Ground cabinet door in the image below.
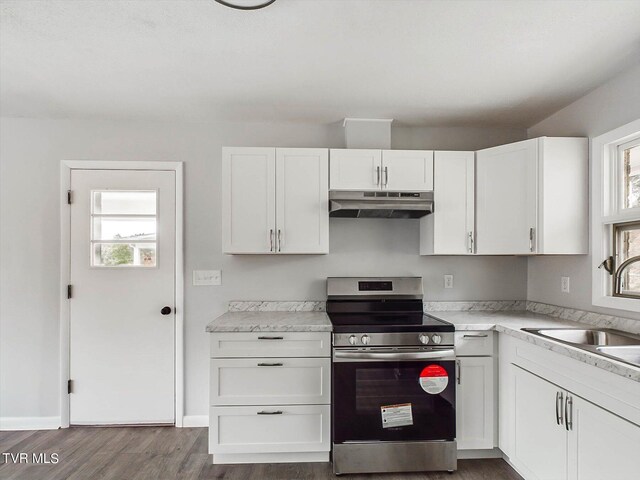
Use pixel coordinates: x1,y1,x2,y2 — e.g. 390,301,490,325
568,395,640,480
476,139,537,254
512,367,568,480
222,147,276,254
456,357,494,450
329,149,382,191
276,148,329,254
382,150,434,191
429,151,474,254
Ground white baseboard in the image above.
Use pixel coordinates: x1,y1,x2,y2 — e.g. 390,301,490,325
182,415,208,427
212,452,329,464
0,416,61,431
457,447,504,459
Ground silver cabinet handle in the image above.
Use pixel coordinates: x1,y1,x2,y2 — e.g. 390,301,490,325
556,391,564,425
456,359,461,385
468,231,474,253
463,334,488,338
257,362,283,367
257,410,283,415
384,166,389,186
269,229,274,252
277,229,282,252
334,349,455,362
376,166,381,186
529,227,535,252
565,395,573,431
257,336,284,340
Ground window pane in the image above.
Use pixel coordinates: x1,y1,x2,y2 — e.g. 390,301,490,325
92,217,156,241
93,191,156,215
623,144,640,209
621,261,640,295
615,222,640,296
93,243,156,267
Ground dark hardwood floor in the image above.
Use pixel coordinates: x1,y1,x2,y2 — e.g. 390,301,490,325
0,426,523,480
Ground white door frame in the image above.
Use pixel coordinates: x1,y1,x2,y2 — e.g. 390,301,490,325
59,161,184,428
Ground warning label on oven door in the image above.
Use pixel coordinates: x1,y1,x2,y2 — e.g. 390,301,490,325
419,364,449,394
381,403,413,428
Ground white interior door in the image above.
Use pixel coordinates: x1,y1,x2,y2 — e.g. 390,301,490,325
69,169,176,425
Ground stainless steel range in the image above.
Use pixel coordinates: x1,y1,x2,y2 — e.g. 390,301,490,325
327,277,457,475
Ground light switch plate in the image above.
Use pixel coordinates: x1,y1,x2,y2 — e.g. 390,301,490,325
193,270,221,286
444,274,454,289
561,276,570,293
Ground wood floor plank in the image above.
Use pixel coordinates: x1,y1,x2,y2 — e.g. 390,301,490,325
0,427,523,480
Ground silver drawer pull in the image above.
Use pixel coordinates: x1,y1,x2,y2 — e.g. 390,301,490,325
463,334,488,338
257,410,283,415
257,362,283,367
257,336,284,340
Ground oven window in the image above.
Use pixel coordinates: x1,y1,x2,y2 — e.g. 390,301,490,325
333,360,456,443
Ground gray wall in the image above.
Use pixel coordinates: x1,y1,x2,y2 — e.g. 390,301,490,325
527,63,640,320
0,117,526,420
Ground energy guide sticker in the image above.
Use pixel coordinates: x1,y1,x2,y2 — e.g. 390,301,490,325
419,364,449,394
381,403,413,428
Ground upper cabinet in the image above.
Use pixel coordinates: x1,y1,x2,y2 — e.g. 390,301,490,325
222,147,329,254
329,149,433,191
421,151,475,255
475,137,588,255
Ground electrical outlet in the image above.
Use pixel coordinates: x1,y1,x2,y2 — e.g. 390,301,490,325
193,270,222,286
444,274,454,289
561,276,570,293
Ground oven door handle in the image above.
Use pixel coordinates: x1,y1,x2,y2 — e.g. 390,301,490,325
333,349,455,362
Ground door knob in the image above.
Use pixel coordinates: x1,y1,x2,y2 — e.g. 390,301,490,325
161,306,172,315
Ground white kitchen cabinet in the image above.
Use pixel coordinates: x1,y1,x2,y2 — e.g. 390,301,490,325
510,365,640,480
209,331,331,464
329,149,382,191
456,356,494,450
329,149,433,192
512,366,568,480
568,394,639,480
210,357,331,406
421,151,474,255
276,148,329,254
222,147,329,254
382,150,433,191
222,147,276,254
476,137,587,255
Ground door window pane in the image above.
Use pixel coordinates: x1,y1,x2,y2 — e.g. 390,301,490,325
93,191,156,215
92,217,156,241
91,190,158,267
622,142,640,209
93,243,157,267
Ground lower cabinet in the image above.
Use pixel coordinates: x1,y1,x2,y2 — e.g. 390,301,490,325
455,331,496,451
511,366,640,480
209,331,331,464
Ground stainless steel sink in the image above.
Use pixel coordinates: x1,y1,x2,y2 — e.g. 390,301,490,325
522,328,640,368
596,346,640,366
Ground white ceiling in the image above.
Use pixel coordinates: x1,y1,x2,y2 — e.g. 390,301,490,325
1,0,640,127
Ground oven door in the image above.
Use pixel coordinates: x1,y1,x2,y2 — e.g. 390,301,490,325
332,347,456,444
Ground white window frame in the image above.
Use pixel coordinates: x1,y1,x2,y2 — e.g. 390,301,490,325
592,119,640,312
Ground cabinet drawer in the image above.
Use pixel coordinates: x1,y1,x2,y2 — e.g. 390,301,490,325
210,332,331,358
209,405,331,454
455,331,494,356
211,357,331,406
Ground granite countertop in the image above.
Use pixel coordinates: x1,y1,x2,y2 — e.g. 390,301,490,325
206,311,332,333
429,310,640,382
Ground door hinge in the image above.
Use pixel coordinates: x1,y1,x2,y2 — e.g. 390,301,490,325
67,190,72,204
67,285,73,299
67,379,73,394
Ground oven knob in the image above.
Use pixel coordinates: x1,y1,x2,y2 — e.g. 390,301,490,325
419,334,429,344
361,335,371,345
348,335,358,345
431,334,442,345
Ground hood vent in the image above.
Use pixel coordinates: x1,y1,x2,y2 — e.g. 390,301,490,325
329,191,434,219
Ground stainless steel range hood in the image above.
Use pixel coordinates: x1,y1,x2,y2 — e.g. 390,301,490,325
329,191,434,219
